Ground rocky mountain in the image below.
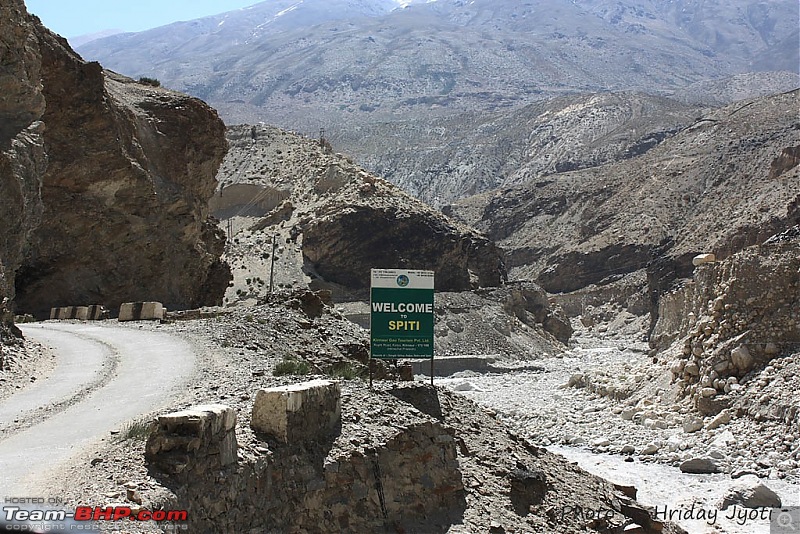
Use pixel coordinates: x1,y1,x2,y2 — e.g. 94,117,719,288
77,0,799,130
73,0,799,205
450,89,800,322
67,29,124,48
349,92,703,204
0,0,231,319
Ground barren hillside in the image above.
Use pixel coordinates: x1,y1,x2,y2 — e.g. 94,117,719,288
451,89,800,312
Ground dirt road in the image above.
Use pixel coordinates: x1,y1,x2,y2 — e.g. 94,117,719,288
0,323,196,495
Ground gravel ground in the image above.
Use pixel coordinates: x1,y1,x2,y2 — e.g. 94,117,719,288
0,333,55,403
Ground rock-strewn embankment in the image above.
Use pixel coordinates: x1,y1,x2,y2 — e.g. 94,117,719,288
656,235,799,416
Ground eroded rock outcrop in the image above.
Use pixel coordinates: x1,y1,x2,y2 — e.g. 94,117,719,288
0,0,231,318
303,205,502,291
217,125,504,298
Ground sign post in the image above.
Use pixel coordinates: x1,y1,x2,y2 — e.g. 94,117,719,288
370,269,435,386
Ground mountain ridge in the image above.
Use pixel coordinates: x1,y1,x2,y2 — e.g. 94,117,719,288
78,0,799,127
75,0,799,205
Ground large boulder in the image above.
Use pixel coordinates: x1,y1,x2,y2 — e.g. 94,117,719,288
719,475,781,510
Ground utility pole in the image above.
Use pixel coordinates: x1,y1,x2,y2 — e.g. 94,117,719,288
269,234,277,295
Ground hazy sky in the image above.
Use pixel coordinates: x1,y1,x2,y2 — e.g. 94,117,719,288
25,0,260,38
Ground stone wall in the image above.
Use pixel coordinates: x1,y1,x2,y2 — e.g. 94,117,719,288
146,381,465,533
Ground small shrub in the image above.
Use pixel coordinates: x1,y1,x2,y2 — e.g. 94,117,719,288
117,419,154,442
138,76,161,87
245,314,254,322
326,363,362,380
273,357,311,376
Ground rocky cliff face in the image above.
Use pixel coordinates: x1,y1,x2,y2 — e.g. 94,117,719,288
0,0,231,318
0,0,45,308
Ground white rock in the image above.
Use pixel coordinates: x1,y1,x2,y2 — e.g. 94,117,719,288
640,443,659,455
644,418,668,430
591,437,611,448
692,253,716,266
712,430,736,448
454,381,478,391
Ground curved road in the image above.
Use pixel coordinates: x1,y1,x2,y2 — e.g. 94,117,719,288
0,322,196,495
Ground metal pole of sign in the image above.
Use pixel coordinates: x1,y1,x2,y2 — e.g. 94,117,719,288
368,298,373,389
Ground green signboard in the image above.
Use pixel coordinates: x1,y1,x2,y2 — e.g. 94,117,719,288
370,269,434,359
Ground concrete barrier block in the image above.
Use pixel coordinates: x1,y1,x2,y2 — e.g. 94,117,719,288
56,307,70,320
50,308,58,320
87,305,106,320
73,306,89,320
119,302,164,321
251,379,341,443
142,302,164,320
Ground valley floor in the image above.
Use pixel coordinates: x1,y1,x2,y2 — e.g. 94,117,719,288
437,324,800,534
